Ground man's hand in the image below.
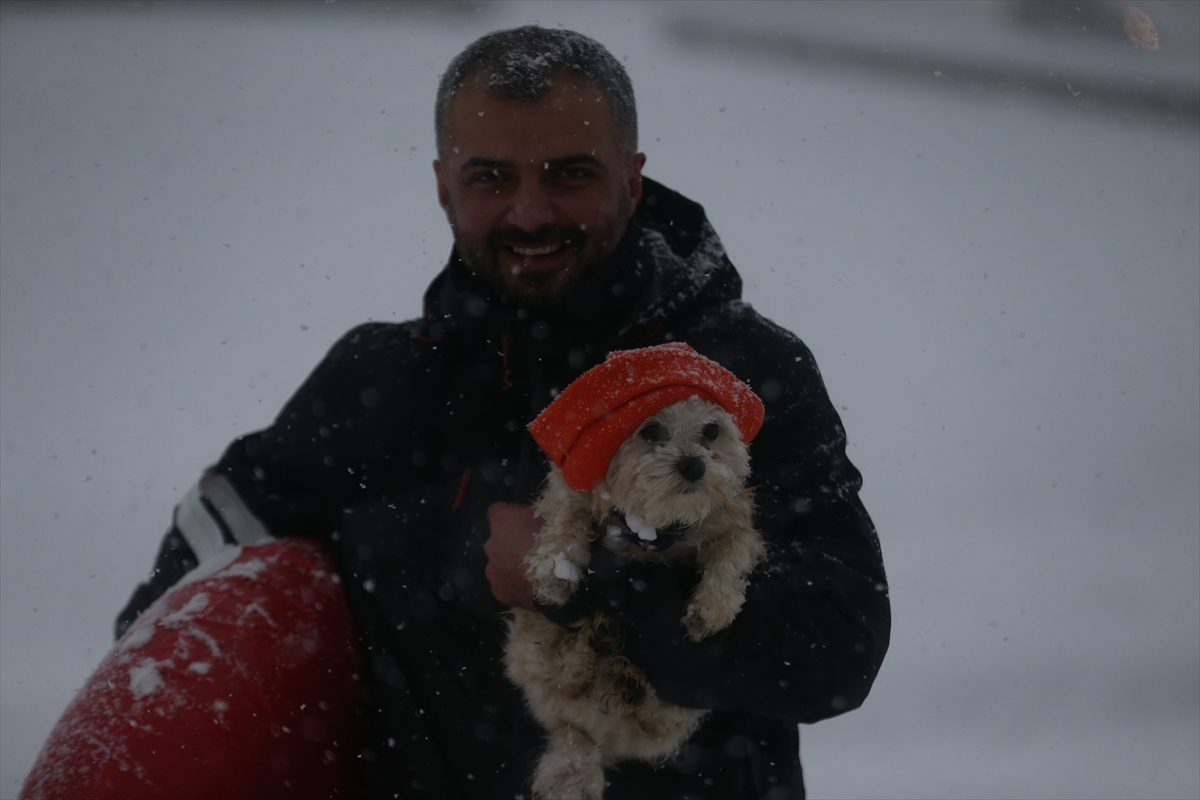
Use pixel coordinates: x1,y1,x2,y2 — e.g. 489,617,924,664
484,502,540,610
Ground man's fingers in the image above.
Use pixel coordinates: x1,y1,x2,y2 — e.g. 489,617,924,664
486,503,541,555
487,502,540,533
484,502,539,610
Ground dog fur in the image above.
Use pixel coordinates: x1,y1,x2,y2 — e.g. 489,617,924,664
505,397,766,800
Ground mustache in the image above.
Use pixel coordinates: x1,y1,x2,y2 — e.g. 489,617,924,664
489,224,585,250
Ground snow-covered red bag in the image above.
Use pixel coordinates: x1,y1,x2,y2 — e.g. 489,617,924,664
21,538,362,800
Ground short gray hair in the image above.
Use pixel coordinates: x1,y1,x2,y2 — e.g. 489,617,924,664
435,26,637,161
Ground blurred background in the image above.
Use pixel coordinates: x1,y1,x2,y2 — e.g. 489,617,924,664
1,1,1197,797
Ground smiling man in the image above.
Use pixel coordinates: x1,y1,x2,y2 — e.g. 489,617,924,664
435,75,645,304
116,26,889,799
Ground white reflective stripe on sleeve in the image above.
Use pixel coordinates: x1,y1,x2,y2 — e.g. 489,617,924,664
199,472,273,546
175,482,227,563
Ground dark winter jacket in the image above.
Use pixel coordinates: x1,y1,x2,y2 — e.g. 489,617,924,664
118,178,890,800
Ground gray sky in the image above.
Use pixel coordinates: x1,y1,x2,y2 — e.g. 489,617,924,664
2,2,1197,797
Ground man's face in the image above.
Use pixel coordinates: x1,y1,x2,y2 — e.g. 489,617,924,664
434,79,645,305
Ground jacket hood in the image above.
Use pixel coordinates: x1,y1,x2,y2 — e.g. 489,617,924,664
419,177,742,342
629,178,743,335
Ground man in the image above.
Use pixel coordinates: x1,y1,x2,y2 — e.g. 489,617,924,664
118,26,889,799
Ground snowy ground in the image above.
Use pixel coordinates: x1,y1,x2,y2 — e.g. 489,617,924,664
2,2,1197,798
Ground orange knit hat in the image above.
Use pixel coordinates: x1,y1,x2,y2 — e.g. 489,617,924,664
529,343,765,492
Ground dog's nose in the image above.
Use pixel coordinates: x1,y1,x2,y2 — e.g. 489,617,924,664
675,456,706,483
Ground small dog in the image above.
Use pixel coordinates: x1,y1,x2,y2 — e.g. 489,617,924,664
505,396,766,800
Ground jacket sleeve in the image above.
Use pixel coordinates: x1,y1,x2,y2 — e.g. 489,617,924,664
115,321,443,637
541,312,890,724
115,527,198,639
212,321,446,540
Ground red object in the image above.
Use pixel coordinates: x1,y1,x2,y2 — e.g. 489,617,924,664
21,539,362,800
529,342,765,491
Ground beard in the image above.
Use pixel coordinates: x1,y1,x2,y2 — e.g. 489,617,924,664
447,195,631,307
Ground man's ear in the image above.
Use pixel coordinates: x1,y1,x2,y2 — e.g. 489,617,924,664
433,159,450,213
627,152,647,213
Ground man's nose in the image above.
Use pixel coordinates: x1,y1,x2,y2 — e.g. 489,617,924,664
505,178,556,232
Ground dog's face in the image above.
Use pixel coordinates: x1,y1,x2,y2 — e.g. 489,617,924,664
595,397,751,529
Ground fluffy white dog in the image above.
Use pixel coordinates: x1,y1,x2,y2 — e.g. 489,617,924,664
505,396,766,800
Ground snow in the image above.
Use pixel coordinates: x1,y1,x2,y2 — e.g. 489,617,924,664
127,659,166,700
116,610,162,654
1,2,1197,798
217,560,269,582
176,550,268,591
621,511,659,541
160,593,210,629
175,547,243,588
239,602,277,628
552,553,581,584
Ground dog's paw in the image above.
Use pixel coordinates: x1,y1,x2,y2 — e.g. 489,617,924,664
532,576,575,607
682,606,716,641
682,597,738,641
533,725,604,800
528,550,586,606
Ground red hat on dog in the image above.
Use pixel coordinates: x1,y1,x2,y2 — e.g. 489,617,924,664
529,342,765,492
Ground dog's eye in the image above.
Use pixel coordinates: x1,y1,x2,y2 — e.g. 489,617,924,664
702,422,720,441
639,422,667,443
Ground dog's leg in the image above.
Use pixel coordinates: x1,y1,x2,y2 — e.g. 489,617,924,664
684,501,766,640
527,468,596,606
532,724,605,800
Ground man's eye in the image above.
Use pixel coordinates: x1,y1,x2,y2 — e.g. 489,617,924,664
558,167,594,180
471,170,502,183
